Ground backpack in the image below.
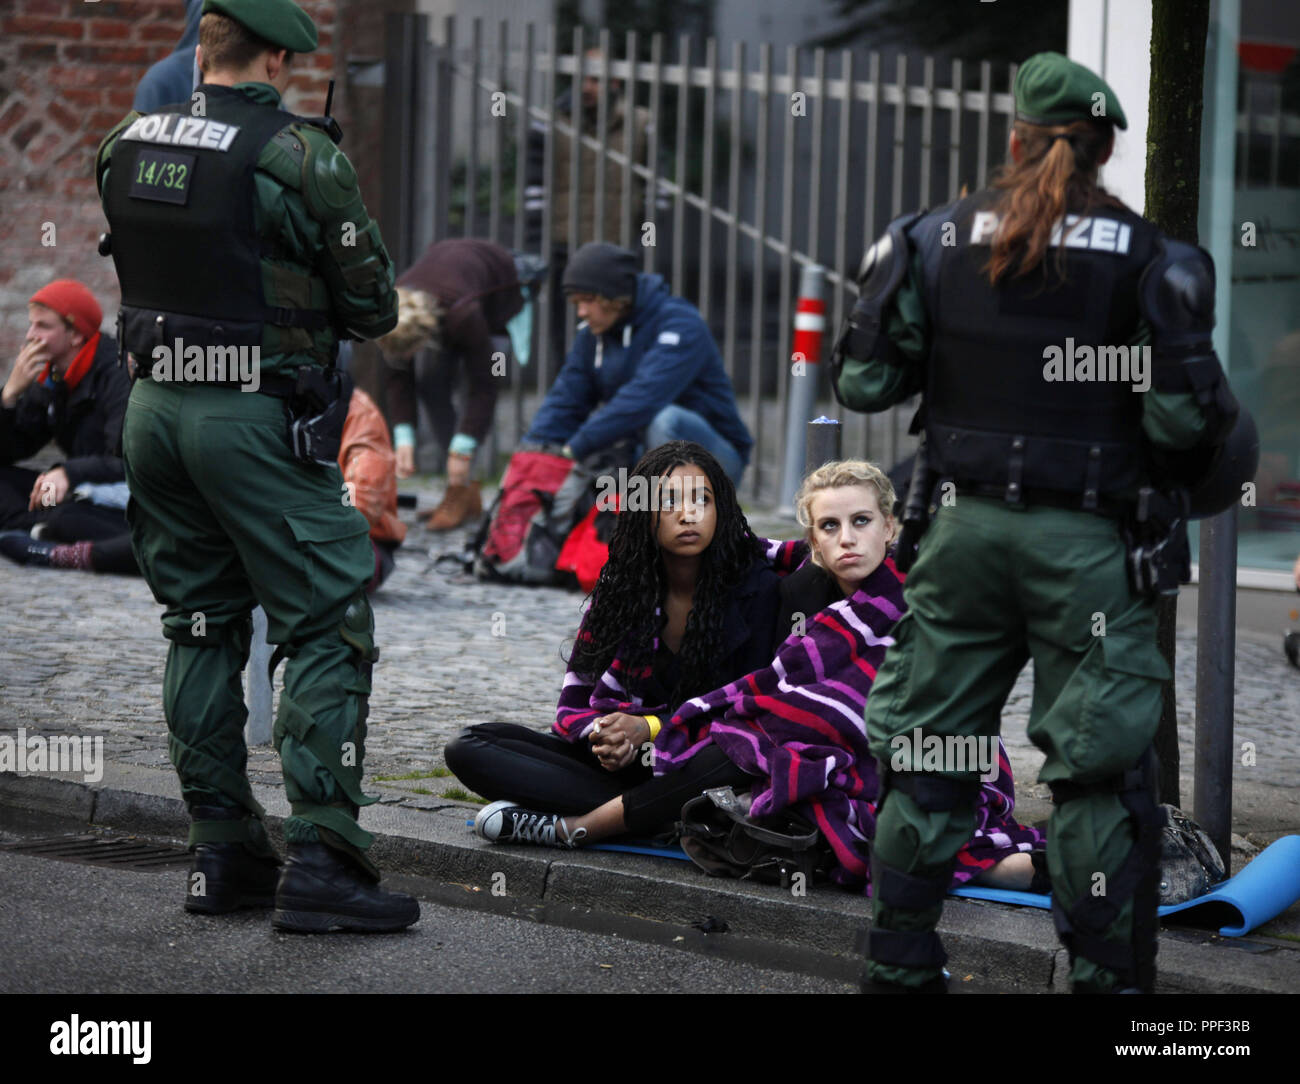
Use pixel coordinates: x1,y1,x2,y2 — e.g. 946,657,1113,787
472,448,576,585
677,786,836,890
554,496,619,593
470,439,635,586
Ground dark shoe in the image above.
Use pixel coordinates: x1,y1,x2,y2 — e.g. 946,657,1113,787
858,970,950,994
0,531,54,567
474,800,587,848
185,843,282,914
272,842,420,933
1285,630,1299,670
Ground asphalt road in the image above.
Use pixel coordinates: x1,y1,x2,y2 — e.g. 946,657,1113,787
0,845,856,995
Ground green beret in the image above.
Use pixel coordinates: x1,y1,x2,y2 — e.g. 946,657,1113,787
202,0,318,54
1014,51,1127,131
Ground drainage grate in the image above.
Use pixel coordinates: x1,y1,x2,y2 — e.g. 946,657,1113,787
0,834,191,872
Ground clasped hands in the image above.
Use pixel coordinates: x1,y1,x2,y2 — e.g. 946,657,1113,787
28,466,69,510
588,711,651,772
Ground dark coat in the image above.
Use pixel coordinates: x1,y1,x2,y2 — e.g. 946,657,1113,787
524,272,753,464
133,0,203,113
553,553,781,741
387,239,524,441
0,334,130,486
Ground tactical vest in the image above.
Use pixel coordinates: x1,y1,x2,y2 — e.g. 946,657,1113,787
103,85,330,369
911,190,1160,509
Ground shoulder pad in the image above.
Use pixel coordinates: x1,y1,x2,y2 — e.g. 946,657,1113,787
96,111,140,191
1139,237,1216,338
299,127,360,217
857,209,924,299
831,209,924,385
260,126,309,188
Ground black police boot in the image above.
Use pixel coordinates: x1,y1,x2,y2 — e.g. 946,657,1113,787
184,807,281,915
858,971,950,994
0,531,54,567
272,842,420,933
853,927,949,993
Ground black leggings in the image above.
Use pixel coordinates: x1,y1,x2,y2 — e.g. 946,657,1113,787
444,722,754,837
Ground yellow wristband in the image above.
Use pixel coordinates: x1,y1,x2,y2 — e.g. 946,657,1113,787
643,715,661,740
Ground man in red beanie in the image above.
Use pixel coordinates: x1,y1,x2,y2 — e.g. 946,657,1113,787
0,278,129,536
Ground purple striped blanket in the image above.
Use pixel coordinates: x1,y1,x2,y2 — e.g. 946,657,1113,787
655,544,1044,890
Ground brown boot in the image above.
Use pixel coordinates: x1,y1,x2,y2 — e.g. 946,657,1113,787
422,482,483,531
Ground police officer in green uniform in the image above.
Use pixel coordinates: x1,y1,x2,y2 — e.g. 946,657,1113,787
96,0,416,931
831,53,1239,992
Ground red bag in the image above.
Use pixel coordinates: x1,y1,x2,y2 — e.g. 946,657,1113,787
477,450,574,582
556,504,606,592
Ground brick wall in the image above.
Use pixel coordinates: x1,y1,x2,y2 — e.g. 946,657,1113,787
0,0,347,366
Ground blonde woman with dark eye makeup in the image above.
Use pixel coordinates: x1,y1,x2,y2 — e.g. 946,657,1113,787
657,460,1046,894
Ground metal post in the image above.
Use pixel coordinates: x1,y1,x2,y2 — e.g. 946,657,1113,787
805,417,842,476
244,606,273,746
779,263,826,512
1194,507,1238,874
381,12,418,271
594,28,610,242
748,43,771,501
432,18,454,244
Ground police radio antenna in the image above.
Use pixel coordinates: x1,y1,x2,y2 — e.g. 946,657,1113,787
325,79,335,119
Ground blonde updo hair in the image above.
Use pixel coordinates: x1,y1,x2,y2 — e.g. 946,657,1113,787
794,459,897,570
377,287,443,367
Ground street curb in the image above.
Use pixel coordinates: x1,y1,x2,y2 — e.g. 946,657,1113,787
2,771,1297,994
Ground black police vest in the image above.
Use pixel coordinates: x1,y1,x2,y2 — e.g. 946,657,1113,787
912,190,1160,507
103,85,327,363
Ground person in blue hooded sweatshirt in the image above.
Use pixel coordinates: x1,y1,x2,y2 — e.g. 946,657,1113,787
523,243,752,484
133,0,203,113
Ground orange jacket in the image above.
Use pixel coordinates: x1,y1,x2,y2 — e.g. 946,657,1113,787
341,387,407,546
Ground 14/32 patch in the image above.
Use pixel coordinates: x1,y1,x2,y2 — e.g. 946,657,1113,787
129,149,196,206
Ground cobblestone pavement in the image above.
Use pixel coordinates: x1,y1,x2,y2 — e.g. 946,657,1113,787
2,475,1298,822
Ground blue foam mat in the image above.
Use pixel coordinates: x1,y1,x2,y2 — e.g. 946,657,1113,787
588,840,694,860
473,821,1300,937
951,835,1300,937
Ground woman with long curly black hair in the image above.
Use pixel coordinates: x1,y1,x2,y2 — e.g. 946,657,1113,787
444,441,782,847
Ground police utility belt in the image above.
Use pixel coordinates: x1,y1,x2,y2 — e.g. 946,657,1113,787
950,480,1190,599
891,430,1189,599
133,356,351,470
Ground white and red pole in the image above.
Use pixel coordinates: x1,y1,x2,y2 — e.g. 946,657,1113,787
780,264,827,511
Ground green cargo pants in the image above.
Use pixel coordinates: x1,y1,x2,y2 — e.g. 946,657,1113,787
122,378,380,863
864,496,1168,992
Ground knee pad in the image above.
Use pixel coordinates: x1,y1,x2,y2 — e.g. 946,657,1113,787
1049,747,1165,992
877,760,983,814
339,590,378,669
164,611,253,651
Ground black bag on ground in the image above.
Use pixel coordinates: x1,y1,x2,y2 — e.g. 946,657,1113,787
1158,804,1227,905
678,786,836,889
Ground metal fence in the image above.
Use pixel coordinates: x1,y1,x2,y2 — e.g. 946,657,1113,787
381,13,1020,501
